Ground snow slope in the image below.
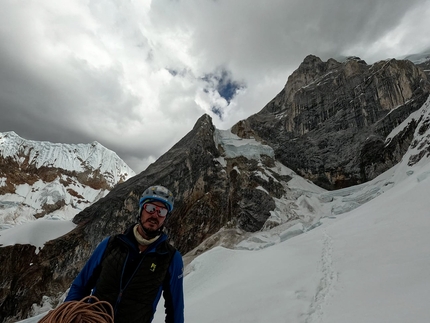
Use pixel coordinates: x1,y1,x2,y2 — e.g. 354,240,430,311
175,163,430,323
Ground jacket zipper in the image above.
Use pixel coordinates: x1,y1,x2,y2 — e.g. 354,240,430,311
114,250,147,315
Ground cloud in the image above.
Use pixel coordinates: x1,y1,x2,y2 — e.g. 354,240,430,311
1,0,429,173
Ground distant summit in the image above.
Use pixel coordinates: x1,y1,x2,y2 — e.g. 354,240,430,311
0,131,135,227
403,48,430,65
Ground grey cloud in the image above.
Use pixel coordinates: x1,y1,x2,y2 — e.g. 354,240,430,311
151,0,429,71
0,46,140,144
1,0,429,174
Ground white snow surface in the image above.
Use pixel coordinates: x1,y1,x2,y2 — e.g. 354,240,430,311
213,129,275,159
10,96,430,322
174,168,430,323
0,219,76,254
0,175,108,229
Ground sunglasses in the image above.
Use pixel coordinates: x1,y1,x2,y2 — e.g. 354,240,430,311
143,203,169,217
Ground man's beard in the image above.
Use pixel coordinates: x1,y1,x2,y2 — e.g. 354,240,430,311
140,219,163,238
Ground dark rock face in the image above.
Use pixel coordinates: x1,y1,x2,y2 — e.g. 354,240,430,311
0,230,90,323
234,55,430,189
71,115,283,254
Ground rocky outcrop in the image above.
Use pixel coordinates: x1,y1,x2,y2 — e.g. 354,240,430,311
72,115,283,254
234,55,430,189
0,231,88,323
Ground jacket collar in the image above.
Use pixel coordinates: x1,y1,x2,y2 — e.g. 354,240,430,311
118,223,168,253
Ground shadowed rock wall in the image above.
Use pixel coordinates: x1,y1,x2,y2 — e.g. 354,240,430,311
234,55,430,189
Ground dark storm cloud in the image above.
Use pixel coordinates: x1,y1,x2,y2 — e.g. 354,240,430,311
151,0,430,69
1,0,429,172
0,46,139,144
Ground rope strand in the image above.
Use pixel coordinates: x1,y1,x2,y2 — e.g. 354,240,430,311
38,296,114,323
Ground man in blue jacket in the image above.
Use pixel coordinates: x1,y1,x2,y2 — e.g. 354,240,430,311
65,185,184,323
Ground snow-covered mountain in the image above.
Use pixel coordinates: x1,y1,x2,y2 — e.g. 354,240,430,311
403,48,430,65
0,131,135,229
12,90,430,323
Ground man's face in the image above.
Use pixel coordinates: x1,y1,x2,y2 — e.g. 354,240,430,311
139,200,168,234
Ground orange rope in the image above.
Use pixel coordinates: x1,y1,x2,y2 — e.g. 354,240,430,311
37,296,114,323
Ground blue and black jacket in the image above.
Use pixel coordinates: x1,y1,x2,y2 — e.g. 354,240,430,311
65,225,184,323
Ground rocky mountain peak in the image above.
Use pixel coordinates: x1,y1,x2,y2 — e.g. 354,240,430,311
284,55,329,104
236,55,430,189
299,54,324,69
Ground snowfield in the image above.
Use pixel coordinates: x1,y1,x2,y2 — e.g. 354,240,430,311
156,159,430,323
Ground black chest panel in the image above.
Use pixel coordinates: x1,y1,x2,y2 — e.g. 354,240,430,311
93,236,175,323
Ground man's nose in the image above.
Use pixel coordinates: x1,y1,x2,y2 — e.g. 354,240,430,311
148,212,159,219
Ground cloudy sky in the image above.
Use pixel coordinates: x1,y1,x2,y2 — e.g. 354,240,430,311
1,0,430,173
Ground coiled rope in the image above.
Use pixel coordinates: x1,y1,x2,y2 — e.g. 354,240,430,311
38,296,114,323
